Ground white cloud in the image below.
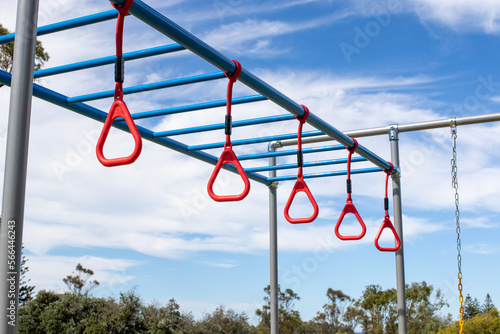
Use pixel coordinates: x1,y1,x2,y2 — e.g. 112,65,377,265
464,243,499,255
410,0,500,33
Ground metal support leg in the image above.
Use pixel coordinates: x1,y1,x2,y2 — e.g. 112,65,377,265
268,142,280,334
0,0,39,332
389,126,408,334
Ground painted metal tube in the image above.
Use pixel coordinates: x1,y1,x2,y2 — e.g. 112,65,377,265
237,144,345,161
154,114,294,137
0,69,269,186
0,10,118,45
279,112,500,147
133,95,267,120
34,43,185,78
122,0,393,173
67,71,226,103
266,167,382,183
245,156,367,173
187,130,323,151
268,142,279,334
389,128,408,334
0,0,39,332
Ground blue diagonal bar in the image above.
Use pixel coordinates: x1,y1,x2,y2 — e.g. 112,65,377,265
123,0,393,173
237,144,346,161
0,10,118,45
154,114,294,137
34,43,185,78
245,156,367,173
267,167,382,182
67,71,226,104
187,130,324,151
132,95,267,120
0,69,269,185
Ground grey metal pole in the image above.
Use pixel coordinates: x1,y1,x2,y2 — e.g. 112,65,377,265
389,126,408,334
268,141,280,334
278,112,500,147
0,0,39,332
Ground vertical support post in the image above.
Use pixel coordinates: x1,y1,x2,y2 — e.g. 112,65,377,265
0,0,39,332
268,141,280,334
389,126,408,334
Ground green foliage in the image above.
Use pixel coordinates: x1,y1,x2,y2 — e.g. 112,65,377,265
196,305,255,334
314,288,356,334
0,22,50,88
19,245,35,306
256,285,302,334
405,281,449,333
483,293,495,313
463,294,481,320
63,263,100,296
355,284,398,334
438,308,500,334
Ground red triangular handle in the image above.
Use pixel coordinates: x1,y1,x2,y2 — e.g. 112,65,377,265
207,147,250,202
374,216,401,252
284,178,319,224
335,201,366,240
96,99,142,167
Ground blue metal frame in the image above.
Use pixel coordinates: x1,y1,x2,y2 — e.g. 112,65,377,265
244,156,367,173
0,69,269,185
124,0,394,173
0,2,395,187
132,95,267,120
154,114,294,137
34,43,185,78
0,10,118,45
67,72,226,103
267,167,382,183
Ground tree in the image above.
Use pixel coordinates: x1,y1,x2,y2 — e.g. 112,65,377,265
63,263,99,296
354,284,398,334
256,285,302,334
482,293,495,313
314,288,357,333
19,245,35,306
437,307,500,334
405,281,449,333
0,23,50,88
463,294,481,320
140,298,197,334
197,305,255,334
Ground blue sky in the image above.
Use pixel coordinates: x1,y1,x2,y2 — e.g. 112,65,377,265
1,0,500,325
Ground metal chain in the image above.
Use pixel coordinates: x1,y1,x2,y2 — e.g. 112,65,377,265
451,125,464,333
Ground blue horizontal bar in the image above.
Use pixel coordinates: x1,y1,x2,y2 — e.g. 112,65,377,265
0,10,118,45
127,0,394,174
154,114,294,137
132,95,267,120
187,130,324,151
67,71,226,104
237,144,346,161
0,69,269,185
245,156,367,173
267,167,382,182
34,43,185,78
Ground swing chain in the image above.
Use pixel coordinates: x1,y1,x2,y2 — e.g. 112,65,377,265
451,125,464,333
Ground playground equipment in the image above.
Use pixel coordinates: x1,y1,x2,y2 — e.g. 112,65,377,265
0,0,495,333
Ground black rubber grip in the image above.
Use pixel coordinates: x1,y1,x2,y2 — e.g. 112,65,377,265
115,57,124,83
346,179,352,194
297,150,303,167
384,197,389,210
225,115,232,135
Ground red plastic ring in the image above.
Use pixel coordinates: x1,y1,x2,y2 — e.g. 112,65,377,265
284,178,319,224
335,200,366,240
347,138,358,153
374,217,401,252
207,146,250,202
